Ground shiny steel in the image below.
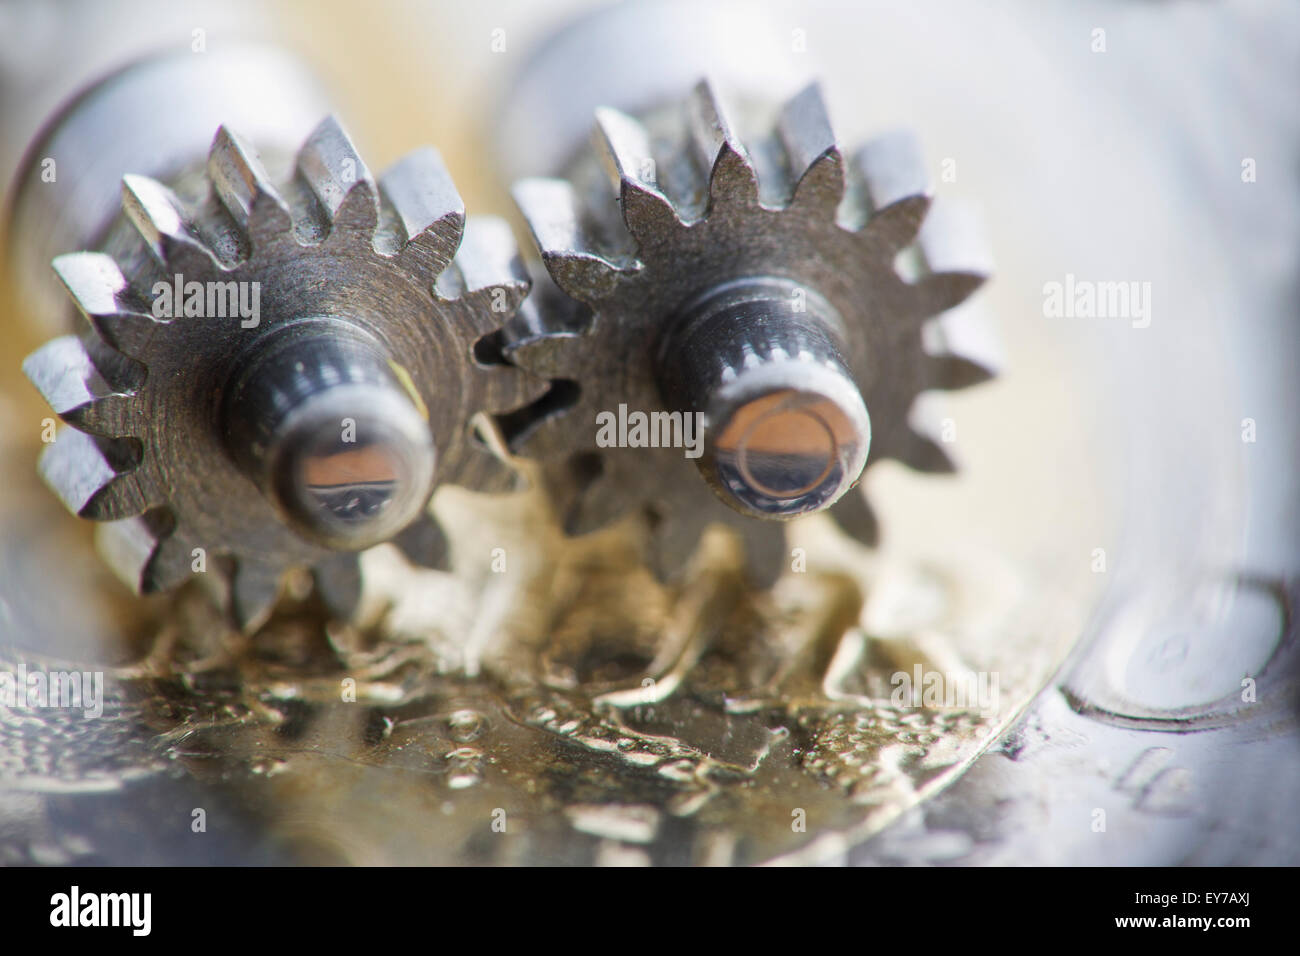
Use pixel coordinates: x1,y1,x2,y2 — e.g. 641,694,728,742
221,322,438,550
21,109,547,629
657,278,871,518
501,80,996,583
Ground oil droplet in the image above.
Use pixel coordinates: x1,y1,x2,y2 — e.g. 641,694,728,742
447,708,485,742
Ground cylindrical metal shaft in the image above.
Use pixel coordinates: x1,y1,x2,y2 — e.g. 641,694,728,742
656,279,870,518
221,322,437,551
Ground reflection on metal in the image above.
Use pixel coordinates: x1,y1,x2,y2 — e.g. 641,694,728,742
1063,573,1293,733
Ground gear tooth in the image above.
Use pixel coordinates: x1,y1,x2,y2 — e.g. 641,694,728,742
564,489,610,536
779,82,846,213
502,330,582,380
498,274,589,380
94,510,188,594
647,511,705,581
64,391,133,437
593,107,680,237
553,454,626,536
92,312,160,361
828,487,880,546
907,199,992,317
473,362,551,418
121,174,216,271
923,303,1002,390
230,559,283,631
391,513,450,569
709,137,759,206
851,129,933,248
23,335,133,435
897,422,959,474
908,270,987,319
497,390,579,460
543,252,625,302
594,107,653,184
453,216,529,313
37,427,148,520
207,125,292,239
51,253,159,357
513,178,626,299
140,528,193,592
380,146,465,276
621,181,681,241
927,353,996,390
296,115,379,236
51,253,129,314
467,440,525,494
313,552,364,619
468,410,536,486
688,79,759,207
734,519,787,588
23,335,105,412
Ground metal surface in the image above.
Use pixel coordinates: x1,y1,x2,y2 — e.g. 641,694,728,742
852,571,1300,866
5,44,331,337
21,112,548,629
0,0,1296,869
0,514,1079,865
658,277,872,519
501,80,995,583
220,322,438,551
492,0,808,184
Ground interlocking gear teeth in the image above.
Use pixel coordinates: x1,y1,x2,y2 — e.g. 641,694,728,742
501,79,997,585
24,115,546,630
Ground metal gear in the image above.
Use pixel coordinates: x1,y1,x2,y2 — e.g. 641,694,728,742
501,80,998,585
23,116,545,629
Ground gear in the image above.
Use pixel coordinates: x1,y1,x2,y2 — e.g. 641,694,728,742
501,80,998,585
23,116,545,629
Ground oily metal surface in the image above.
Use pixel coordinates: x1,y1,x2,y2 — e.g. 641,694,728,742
0,489,1083,865
851,571,1300,866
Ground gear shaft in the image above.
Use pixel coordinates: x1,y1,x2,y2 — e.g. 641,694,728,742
655,278,871,519
220,321,438,550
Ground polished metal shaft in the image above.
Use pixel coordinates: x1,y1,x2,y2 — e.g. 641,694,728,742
222,322,436,551
656,279,870,518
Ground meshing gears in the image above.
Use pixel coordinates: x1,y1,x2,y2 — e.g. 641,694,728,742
20,77,998,625
500,80,998,585
23,116,545,629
